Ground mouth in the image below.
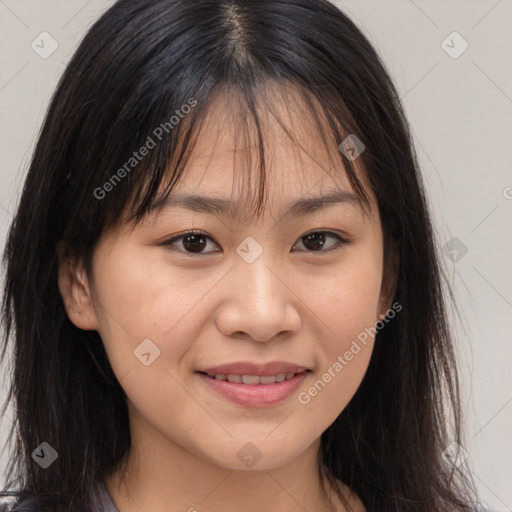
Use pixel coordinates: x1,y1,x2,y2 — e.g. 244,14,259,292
196,369,310,385
195,369,312,407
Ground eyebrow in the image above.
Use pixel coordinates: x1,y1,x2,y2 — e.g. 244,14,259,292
150,190,364,220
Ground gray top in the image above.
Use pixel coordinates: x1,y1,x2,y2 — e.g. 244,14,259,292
87,481,119,512
1,480,119,512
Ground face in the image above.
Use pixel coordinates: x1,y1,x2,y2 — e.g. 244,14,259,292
59,93,396,473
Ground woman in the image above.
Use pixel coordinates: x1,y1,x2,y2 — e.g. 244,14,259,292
0,0,481,510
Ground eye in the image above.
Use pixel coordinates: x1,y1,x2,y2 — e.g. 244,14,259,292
160,229,348,255
161,230,220,254
292,230,348,253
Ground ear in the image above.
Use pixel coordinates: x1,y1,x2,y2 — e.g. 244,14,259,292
377,236,400,320
56,241,99,330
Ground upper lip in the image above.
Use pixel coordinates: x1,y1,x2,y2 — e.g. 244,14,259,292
197,361,310,376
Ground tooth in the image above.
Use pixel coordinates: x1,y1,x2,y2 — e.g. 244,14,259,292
242,375,260,385
210,372,298,384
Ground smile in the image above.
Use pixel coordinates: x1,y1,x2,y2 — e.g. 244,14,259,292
200,371,306,385
196,370,310,407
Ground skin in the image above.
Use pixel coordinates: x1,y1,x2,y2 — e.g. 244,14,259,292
58,92,397,512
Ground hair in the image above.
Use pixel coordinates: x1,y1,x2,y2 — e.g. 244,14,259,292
1,0,481,511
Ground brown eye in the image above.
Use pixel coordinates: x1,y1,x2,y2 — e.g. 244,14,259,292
162,229,347,256
292,231,346,253
182,233,207,253
162,230,220,254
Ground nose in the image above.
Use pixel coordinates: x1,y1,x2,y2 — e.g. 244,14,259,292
214,252,301,342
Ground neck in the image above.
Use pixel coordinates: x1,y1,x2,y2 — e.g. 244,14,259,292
103,406,341,512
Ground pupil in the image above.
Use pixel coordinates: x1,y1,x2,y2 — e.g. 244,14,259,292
304,232,325,250
183,234,206,253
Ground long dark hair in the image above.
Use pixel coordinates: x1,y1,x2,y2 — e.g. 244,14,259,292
1,0,480,510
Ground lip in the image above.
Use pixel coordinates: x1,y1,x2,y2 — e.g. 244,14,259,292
197,371,309,407
197,361,309,376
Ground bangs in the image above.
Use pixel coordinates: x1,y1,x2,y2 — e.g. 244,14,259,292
108,79,374,231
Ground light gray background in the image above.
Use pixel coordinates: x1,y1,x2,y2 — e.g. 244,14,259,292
0,1,511,510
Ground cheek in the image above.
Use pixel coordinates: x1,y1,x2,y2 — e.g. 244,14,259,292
89,245,216,373
309,237,383,345
322,262,382,352
298,244,383,417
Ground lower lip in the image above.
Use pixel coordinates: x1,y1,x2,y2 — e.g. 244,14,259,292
197,372,309,407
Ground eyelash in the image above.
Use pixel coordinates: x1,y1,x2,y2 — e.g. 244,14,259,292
160,229,349,255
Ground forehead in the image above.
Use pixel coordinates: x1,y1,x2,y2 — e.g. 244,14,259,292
158,88,376,219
